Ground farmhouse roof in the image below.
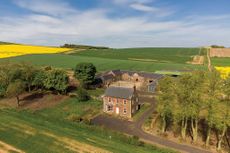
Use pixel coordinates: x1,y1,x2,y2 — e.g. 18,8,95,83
120,70,163,80
137,72,163,80
100,74,114,81
104,86,134,99
98,69,164,80
109,69,122,76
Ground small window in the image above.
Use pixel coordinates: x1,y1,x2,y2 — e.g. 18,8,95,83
108,98,111,102
124,108,127,114
124,100,127,105
136,97,138,102
107,105,113,111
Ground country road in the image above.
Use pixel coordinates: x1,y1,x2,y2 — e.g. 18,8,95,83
92,94,212,153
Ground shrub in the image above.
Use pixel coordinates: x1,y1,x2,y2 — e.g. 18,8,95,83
77,88,90,101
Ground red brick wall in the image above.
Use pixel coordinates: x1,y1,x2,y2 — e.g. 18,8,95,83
103,96,132,118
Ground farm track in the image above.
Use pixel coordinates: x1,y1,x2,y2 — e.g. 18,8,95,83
0,140,25,153
207,48,212,71
92,93,212,153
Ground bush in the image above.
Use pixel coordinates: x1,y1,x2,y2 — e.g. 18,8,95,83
77,88,90,101
126,135,145,146
66,114,82,122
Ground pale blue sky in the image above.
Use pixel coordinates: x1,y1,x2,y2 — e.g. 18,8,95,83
0,0,230,47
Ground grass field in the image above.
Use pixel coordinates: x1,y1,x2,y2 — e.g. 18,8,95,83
1,53,206,72
0,98,176,153
71,48,206,64
211,57,230,66
38,98,102,122
0,44,72,58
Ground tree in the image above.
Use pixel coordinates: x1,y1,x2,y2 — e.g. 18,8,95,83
32,69,46,90
44,69,69,93
21,63,36,92
214,75,230,151
204,70,222,147
6,80,26,106
77,87,90,101
74,63,96,88
156,77,175,133
174,71,205,142
0,63,17,97
213,103,229,151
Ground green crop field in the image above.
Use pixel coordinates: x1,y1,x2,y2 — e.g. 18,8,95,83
71,48,206,64
0,98,176,153
1,53,206,73
211,57,230,66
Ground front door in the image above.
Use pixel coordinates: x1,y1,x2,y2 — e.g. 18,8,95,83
116,107,119,114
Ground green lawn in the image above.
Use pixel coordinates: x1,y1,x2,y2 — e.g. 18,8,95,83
211,57,230,66
38,98,102,122
0,108,176,153
133,103,151,121
71,48,205,64
0,54,205,72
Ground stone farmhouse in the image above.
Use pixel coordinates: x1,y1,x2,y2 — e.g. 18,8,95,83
102,86,139,118
97,70,164,92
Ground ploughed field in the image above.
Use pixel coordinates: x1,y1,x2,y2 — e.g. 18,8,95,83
0,46,206,72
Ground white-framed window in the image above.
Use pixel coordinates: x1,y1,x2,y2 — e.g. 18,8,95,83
107,105,113,111
124,108,127,114
116,99,119,106
124,100,127,105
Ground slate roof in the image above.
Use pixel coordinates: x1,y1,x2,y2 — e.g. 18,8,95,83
121,70,163,80
138,72,163,80
97,69,164,81
100,74,114,81
104,86,134,99
109,70,122,76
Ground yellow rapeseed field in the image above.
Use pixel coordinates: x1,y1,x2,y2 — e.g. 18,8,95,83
0,44,72,58
215,66,230,79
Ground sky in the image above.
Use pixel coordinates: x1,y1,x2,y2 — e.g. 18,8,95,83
0,0,230,48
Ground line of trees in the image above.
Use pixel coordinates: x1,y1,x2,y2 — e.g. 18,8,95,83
156,71,230,151
0,63,69,106
61,44,109,50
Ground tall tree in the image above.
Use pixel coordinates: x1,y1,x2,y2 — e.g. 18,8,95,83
174,71,205,142
156,76,175,133
74,63,96,88
204,70,222,147
215,75,230,151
